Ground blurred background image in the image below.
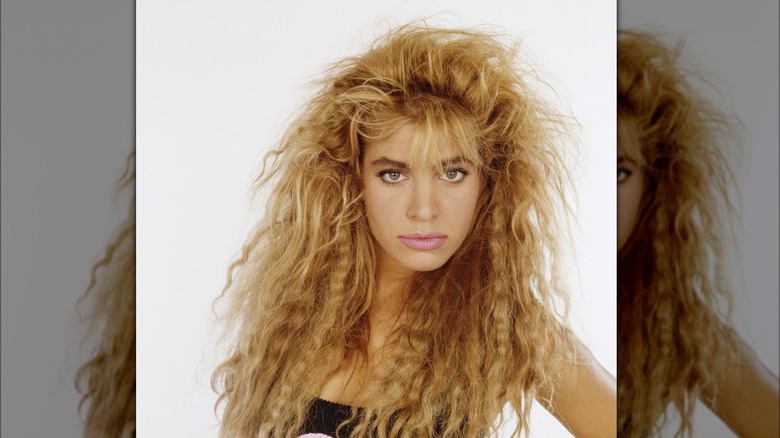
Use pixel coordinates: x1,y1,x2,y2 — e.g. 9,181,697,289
2,0,134,436
618,0,779,436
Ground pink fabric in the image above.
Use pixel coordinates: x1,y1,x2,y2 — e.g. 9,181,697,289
297,434,334,438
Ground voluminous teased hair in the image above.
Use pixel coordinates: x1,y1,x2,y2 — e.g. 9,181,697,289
617,30,740,437
75,152,136,438
213,24,576,437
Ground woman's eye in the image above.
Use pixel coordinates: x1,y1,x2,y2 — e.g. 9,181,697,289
617,168,631,183
440,169,468,183
379,170,407,184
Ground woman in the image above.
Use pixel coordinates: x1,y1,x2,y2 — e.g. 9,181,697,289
213,24,615,437
617,30,779,437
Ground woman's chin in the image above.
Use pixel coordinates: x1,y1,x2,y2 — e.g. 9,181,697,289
401,254,450,273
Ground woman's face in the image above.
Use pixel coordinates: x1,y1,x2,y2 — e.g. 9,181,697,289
361,123,482,281
617,136,646,251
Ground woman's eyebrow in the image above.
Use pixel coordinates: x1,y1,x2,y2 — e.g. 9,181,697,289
441,156,471,166
370,157,409,169
369,155,471,168
617,155,637,166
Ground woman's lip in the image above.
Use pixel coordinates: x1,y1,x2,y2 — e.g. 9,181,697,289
398,234,448,250
399,232,447,239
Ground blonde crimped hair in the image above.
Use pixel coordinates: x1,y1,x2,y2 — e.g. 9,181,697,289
213,23,576,437
617,30,740,437
75,152,136,438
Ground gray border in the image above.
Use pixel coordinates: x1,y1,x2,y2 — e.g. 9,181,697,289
1,0,134,435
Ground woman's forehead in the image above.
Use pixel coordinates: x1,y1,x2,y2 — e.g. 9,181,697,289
617,115,645,166
362,121,481,170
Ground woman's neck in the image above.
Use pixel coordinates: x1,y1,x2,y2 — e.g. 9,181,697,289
317,263,413,405
369,258,413,353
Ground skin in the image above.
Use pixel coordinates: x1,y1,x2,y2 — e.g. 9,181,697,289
319,123,617,436
539,335,617,438
361,123,482,289
700,327,780,438
617,143,645,252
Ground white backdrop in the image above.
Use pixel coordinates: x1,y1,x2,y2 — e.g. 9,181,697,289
136,1,615,436
619,1,779,436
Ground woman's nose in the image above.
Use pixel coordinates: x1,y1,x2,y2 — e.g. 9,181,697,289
406,179,439,221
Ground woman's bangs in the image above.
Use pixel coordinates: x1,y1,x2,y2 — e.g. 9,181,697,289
617,110,646,167
408,107,482,174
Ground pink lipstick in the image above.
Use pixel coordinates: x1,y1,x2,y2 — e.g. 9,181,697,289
398,232,448,250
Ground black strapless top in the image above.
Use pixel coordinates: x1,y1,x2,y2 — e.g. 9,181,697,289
296,398,472,437
297,398,361,438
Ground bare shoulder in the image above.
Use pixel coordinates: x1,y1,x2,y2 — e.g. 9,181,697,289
700,331,780,438
537,336,617,438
